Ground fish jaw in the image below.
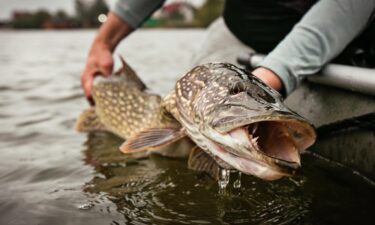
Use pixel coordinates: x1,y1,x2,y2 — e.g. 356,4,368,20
199,121,307,179
206,105,316,157
182,119,296,180
200,134,291,180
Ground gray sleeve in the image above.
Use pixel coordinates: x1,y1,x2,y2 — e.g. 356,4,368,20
259,0,375,95
112,0,166,28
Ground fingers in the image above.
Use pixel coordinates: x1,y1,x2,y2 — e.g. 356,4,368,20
81,51,114,105
252,67,283,92
81,66,99,105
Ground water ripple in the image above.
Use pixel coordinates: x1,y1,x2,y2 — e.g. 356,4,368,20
0,30,374,225
17,116,52,127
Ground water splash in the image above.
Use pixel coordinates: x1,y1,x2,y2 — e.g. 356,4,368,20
233,172,242,189
218,169,231,194
78,203,95,210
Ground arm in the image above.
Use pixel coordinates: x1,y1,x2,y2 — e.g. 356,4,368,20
253,0,375,95
81,12,132,104
81,0,165,104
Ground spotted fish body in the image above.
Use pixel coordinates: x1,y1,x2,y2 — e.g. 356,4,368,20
76,58,193,159
92,76,163,138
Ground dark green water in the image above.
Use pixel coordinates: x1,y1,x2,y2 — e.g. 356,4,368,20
0,30,373,225
79,132,374,225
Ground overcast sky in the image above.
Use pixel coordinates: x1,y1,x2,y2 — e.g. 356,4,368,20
0,0,204,20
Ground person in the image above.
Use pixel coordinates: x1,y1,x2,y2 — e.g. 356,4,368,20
81,0,375,103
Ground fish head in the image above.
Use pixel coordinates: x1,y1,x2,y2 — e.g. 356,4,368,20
179,63,316,180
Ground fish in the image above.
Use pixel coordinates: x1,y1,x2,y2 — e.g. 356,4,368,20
122,63,316,180
76,57,194,159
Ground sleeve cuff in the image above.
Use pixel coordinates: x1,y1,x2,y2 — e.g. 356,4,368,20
111,1,143,28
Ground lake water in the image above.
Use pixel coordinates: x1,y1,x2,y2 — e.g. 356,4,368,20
0,30,373,225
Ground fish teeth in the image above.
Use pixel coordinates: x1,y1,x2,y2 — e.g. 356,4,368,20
252,136,259,146
247,134,259,150
251,123,258,134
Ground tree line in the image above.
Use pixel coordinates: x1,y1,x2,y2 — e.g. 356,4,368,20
7,0,224,29
11,0,108,29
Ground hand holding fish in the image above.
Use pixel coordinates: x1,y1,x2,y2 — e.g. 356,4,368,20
81,44,114,104
80,12,133,105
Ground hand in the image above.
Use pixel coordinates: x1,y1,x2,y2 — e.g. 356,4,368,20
252,67,283,92
81,43,114,105
80,12,133,105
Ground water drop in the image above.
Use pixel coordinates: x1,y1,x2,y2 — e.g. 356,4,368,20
233,171,242,188
218,169,230,192
78,203,94,210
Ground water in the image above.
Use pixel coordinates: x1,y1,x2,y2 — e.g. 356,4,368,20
233,172,242,189
0,30,374,225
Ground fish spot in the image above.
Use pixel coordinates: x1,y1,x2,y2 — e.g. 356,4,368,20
110,111,117,118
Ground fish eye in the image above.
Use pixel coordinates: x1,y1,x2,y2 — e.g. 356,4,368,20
229,82,247,95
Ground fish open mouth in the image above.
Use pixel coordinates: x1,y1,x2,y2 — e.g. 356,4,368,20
250,121,301,164
221,119,316,179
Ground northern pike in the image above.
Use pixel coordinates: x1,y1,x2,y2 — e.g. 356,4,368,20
77,58,316,180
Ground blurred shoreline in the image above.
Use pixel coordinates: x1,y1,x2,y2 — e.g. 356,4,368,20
0,0,224,30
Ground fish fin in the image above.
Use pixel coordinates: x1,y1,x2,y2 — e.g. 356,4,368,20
188,146,220,180
115,55,146,90
75,107,108,132
120,127,186,153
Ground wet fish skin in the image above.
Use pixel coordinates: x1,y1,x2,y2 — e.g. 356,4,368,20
163,63,316,180
92,75,164,139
